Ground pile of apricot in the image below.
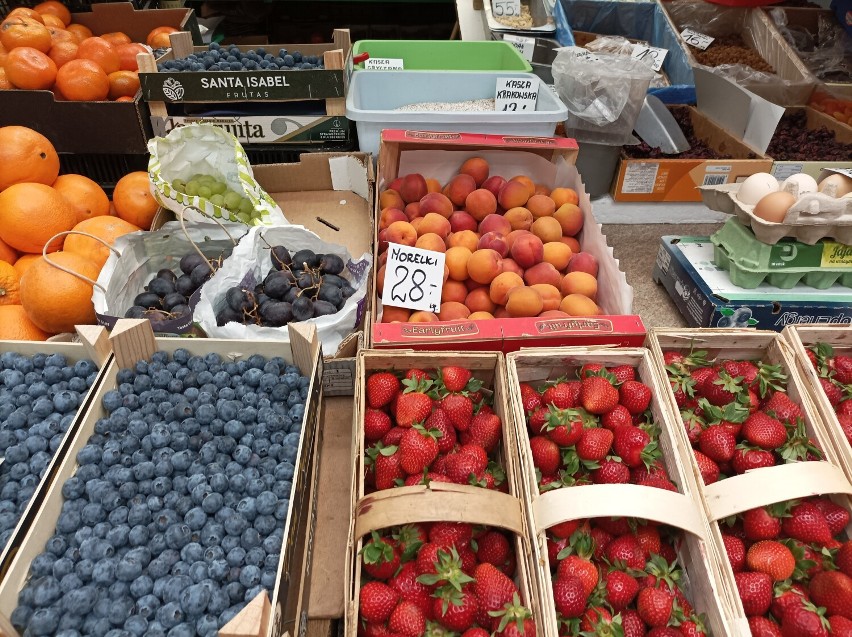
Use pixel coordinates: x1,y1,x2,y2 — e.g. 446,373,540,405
377,157,602,323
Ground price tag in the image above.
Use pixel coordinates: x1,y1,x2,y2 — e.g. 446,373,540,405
503,34,535,61
492,0,521,17
383,243,445,313
680,28,715,50
364,58,404,70
495,76,540,112
631,44,668,72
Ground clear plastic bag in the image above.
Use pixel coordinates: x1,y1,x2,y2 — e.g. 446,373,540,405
769,7,852,83
583,35,669,87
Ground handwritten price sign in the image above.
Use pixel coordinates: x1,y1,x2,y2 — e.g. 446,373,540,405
631,44,668,72
492,0,521,17
383,243,445,313
680,29,714,51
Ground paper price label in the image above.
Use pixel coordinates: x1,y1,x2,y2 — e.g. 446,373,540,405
383,243,445,313
631,44,668,71
492,0,521,17
495,76,540,112
827,168,852,178
364,58,404,70
503,34,535,61
680,28,714,50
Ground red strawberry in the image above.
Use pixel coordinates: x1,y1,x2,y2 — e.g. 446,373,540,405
839,413,852,445
771,585,808,625
542,381,581,409
732,446,776,474
550,519,582,541
681,411,704,444
396,388,434,428
746,540,796,581
635,472,678,492
830,616,852,637
690,366,714,389
604,534,645,569
763,392,803,425
462,629,490,637
637,587,673,627
620,380,652,415
812,498,851,535
721,534,746,572
552,576,587,619
442,394,474,431
647,629,680,637
592,459,630,484
468,411,502,453
375,447,404,490
780,602,830,637
580,608,614,635
527,406,549,435
602,404,634,430
472,563,517,621
430,522,473,550
809,571,852,619
612,426,652,468
365,409,393,442
399,424,441,475
580,363,605,378
557,555,599,596
544,407,584,447
362,532,401,580
743,412,787,450
693,450,720,485
743,506,783,540
820,377,843,406
735,571,773,616
367,372,401,408
390,562,432,607
529,436,561,476
476,531,511,569
493,599,535,637
441,366,473,393
576,428,614,462
580,376,619,414
405,369,429,382
445,447,487,485
701,370,743,406
602,569,639,611
840,399,852,416
698,426,736,463
415,542,443,576
833,355,852,384
611,365,636,384
782,502,833,544
748,617,782,637
360,581,400,624
519,383,542,412
383,427,406,446
389,600,426,637
621,610,647,637
837,541,852,577
432,587,479,632
678,619,706,637
361,622,393,637
427,409,457,454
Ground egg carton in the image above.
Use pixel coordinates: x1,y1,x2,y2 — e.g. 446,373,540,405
710,218,852,289
700,182,852,245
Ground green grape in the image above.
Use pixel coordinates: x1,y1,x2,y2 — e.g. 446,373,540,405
190,173,207,182
210,194,225,207
185,180,200,197
198,185,212,199
212,206,222,218
238,198,254,215
223,191,242,211
210,181,227,195
236,212,251,224
172,179,186,193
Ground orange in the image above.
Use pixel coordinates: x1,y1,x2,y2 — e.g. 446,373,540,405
0,261,20,305
0,42,8,66
53,174,110,222
0,305,52,340
33,1,72,28
4,46,57,89
146,26,178,48
0,236,18,264
64,216,140,269
0,183,77,253
114,95,133,102
107,69,139,100
65,23,92,43
13,254,40,278
20,251,99,332
48,39,77,68
40,14,65,29
0,68,11,90
47,25,72,44
115,42,147,71
0,16,52,53
100,31,130,47
6,8,45,24
75,36,119,74
113,171,157,230
55,58,108,101
0,126,60,191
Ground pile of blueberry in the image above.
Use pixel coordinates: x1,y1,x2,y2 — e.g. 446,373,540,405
12,349,310,637
0,352,98,552
157,43,325,73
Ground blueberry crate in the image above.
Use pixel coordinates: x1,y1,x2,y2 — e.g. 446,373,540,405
0,320,323,637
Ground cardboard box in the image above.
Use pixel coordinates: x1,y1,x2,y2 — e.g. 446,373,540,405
770,107,852,180
652,235,852,329
0,3,200,155
370,129,646,351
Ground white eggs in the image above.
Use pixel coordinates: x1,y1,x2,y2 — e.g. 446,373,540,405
781,173,818,196
753,191,796,223
738,173,779,205
818,173,852,198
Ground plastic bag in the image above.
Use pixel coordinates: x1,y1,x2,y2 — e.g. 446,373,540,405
194,224,372,354
552,46,654,144
148,122,286,227
769,7,852,82
584,35,669,87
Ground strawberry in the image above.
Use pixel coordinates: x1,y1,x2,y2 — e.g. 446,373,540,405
681,411,704,444
771,585,809,625
742,411,787,450
389,600,426,637
360,581,400,624
383,427,406,446
732,446,776,474
780,602,830,637
621,610,647,637
820,377,843,406
637,587,673,627
445,446,488,484
442,394,474,431
635,472,678,492
519,383,542,412
476,531,511,569
427,409,457,454
391,562,433,609
368,372,401,408
556,555,598,596
833,355,852,384
812,498,851,535
396,380,434,428
664,351,685,367
362,532,401,580
746,540,795,581
580,607,615,634
542,381,581,409
605,534,645,569
620,380,652,415
468,411,502,453
613,425,653,468
492,595,536,637
399,424,441,475
735,571,773,616
365,409,393,442
748,618,782,637
529,436,561,476
840,399,852,416
693,450,720,485
698,426,736,463
592,459,630,484
743,506,783,541
647,629,680,637
809,571,852,619
527,406,549,435
430,522,473,551
576,428,614,462
375,446,404,490
690,366,715,389
440,366,473,393
415,542,443,576
544,407,584,447
602,404,634,430
432,587,479,632
701,369,745,406
837,541,852,577
405,369,429,382
551,576,587,619
611,365,636,384
721,534,746,572
839,413,852,445
580,363,605,379
602,569,639,611
829,616,852,637
763,392,803,425
670,372,697,409
462,629,490,637
580,376,619,414
782,502,833,544
472,563,517,621
362,622,394,637
550,520,582,541
678,619,707,637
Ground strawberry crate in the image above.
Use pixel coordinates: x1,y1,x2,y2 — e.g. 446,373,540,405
505,347,734,637
782,326,852,484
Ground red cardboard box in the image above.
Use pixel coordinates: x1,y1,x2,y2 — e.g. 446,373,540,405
370,130,646,352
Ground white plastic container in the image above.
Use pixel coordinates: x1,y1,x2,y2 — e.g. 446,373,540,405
346,71,568,156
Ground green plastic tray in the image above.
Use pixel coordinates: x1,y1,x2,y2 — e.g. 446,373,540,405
711,218,852,290
351,40,532,71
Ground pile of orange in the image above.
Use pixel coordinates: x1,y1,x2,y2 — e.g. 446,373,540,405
0,0,178,101
0,125,159,340
809,91,852,126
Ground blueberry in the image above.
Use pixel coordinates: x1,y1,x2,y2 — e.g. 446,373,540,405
29,607,61,634
180,582,211,618
137,593,161,619
157,601,185,629
124,615,149,637
130,574,154,598
129,524,150,547
92,558,117,584
32,575,61,607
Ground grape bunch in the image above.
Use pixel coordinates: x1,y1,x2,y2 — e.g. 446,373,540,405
171,174,259,225
217,245,354,328
126,253,222,329
157,43,324,73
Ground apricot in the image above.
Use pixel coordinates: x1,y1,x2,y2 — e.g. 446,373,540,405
505,230,531,252
510,175,536,199
479,214,511,236
482,175,507,198
499,258,524,278
489,272,524,306
535,184,551,196
527,194,556,219
504,207,533,231
442,280,468,304
469,311,495,320
562,236,581,254
524,262,561,288
399,173,428,204
478,232,509,257
410,217,424,234
415,233,447,253
426,178,442,193
539,310,570,318
561,271,598,301
465,188,498,221
494,307,511,319
465,287,497,314
559,294,599,316
380,189,405,211
389,177,403,192
506,286,543,318
450,211,478,233
420,212,451,238
376,264,386,296
466,279,486,292
445,246,472,281
510,233,544,269
378,229,390,254
378,251,388,268
543,242,572,271
531,284,561,312
551,187,579,208
460,157,489,186
554,203,583,236
380,207,407,231
409,311,440,322
405,202,423,220
447,230,480,252
447,174,477,206
439,302,471,321
386,220,417,247
382,305,412,323
467,249,502,285
420,192,453,219
498,181,530,209
569,252,599,277
531,217,563,244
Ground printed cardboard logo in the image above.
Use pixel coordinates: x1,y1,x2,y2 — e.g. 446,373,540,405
162,77,184,101
396,322,479,337
717,307,758,328
534,318,614,333
501,136,556,145
404,131,462,141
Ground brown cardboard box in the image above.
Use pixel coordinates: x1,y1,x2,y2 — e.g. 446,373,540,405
770,107,852,179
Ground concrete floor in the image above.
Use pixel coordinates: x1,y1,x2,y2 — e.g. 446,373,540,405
603,223,722,328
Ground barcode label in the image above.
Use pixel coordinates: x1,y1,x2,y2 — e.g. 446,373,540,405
703,174,728,186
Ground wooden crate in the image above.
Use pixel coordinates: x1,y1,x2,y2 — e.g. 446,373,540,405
0,320,323,637
505,347,735,637
782,325,852,483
